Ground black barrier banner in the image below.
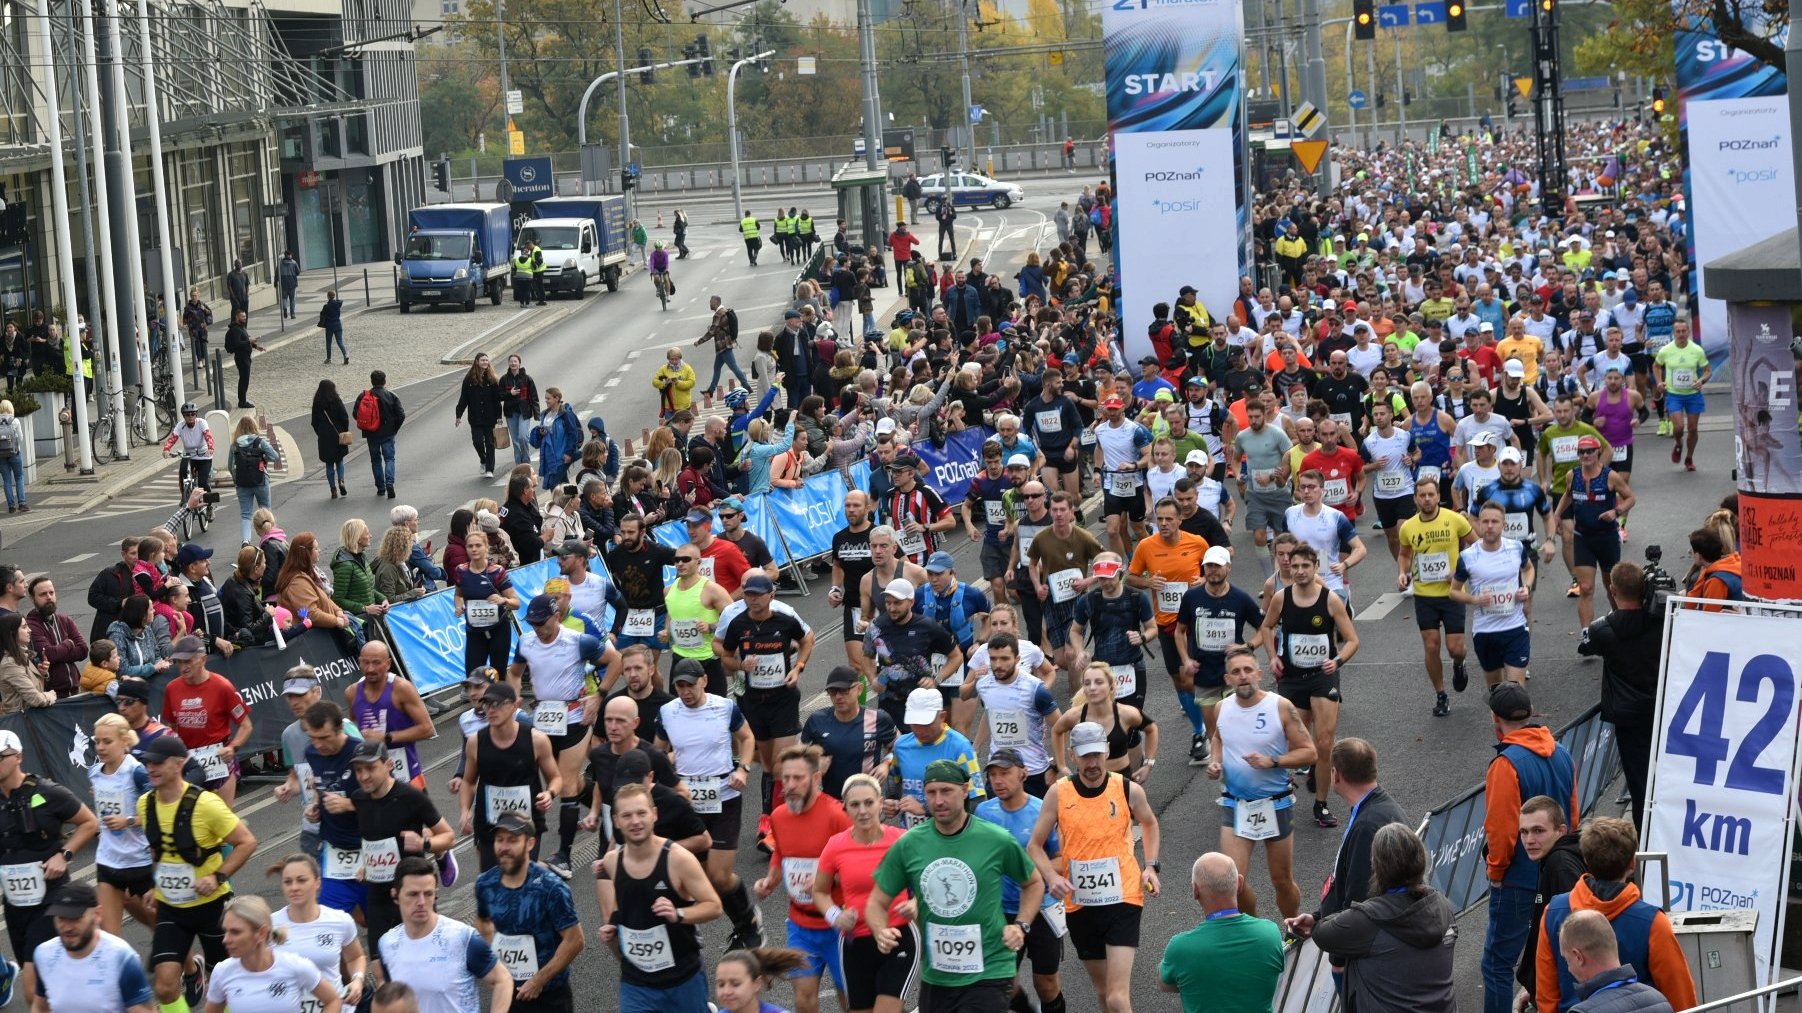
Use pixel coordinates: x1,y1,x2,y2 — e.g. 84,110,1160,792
0,629,360,802
1421,704,1624,915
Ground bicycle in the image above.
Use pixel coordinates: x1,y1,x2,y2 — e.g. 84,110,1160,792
175,472,215,541
653,270,671,311
89,386,161,461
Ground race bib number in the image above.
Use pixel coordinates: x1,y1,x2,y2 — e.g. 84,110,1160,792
1107,471,1138,498
1251,468,1277,488
1289,633,1330,667
620,924,675,973
0,862,44,906
325,845,362,881
927,922,984,975
938,657,966,688
1551,435,1579,463
485,784,532,823
1197,617,1235,652
688,776,723,814
1042,901,1068,938
697,557,716,581
1376,469,1409,496
1504,512,1530,540
155,861,198,903
1672,367,1696,390
984,501,1006,526
362,837,401,883
989,710,1029,749
494,932,540,981
1479,583,1519,617
1049,569,1082,604
622,609,657,637
671,620,704,650
747,654,787,691
1234,796,1280,841
1416,551,1451,584
94,789,125,820
782,857,818,904
191,743,229,783
1323,478,1349,505
1035,410,1063,434
899,529,927,558
533,700,570,737
1070,856,1124,907
1612,444,1629,463
1330,412,1353,430
389,752,410,784
465,600,501,629
1079,426,1098,447
1110,664,1137,699
1157,581,1187,614
1416,465,1442,487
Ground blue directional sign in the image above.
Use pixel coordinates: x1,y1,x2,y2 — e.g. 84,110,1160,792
1414,0,1446,22
1506,0,1530,15
1377,4,1408,25
1348,89,1368,109
968,104,986,124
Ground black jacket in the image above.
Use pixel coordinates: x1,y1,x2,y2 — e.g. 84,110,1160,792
319,298,343,329
501,497,544,565
1317,785,1410,921
1578,606,1662,722
311,398,350,465
1519,830,1587,993
356,386,405,441
220,575,273,646
456,378,503,429
86,563,133,643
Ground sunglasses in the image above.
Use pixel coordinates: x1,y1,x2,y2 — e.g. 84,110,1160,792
674,555,698,563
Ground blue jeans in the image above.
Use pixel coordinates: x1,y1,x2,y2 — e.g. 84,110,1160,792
280,287,297,318
322,457,345,491
236,481,271,543
1484,884,1536,1013
368,437,395,491
0,454,22,509
707,349,749,392
507,414,533,465
323,324,347,360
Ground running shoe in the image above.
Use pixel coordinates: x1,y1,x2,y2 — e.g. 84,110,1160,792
1189,733,1210,766
545,852,573,880
726,911,766,951
1685,459,1696,472
1432,692,1451,717
1671,443,1682,464
756,812,774,855
439,849,460,888
1313,801,1337,828
1657,418,1673,437
1566,582,1580,598
1303,766,1315,794
0,958,16,1008
1452,660,1469,693
182,954,207,1009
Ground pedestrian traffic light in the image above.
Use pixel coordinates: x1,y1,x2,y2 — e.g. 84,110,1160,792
621,166,637,191
1506,94,1519,117
638,47,655,84
1445,0,1466,30
1353,0,1375,39
726,46,740,63
696,34,714,75
430,159,450,192
1651,85,1667,115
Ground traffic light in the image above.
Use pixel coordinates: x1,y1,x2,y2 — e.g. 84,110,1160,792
1651,85,1667,115
682,41,701,77
1506,93,1519,117
726,46,740,63
430,159,449,192
638,47,654,84
621,166,637,191
1445,0,1466,30
1353,0,1375,39
697,34,713,75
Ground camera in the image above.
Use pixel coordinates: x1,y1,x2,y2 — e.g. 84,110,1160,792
1642,544,1678,614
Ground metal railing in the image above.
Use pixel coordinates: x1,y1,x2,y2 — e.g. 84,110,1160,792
1688,976,1802,1012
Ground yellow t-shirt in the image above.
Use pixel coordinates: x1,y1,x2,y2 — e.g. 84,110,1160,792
137,788,240,908
1494,336,1544,384
1398,508,1473,597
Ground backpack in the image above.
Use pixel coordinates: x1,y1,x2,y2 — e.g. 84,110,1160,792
355,390,382,433
232,438,264,487
0,418,17,460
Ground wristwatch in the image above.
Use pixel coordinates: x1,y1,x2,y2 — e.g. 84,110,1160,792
60,849,74,862
1014,920,1032,934
1148,860,1161,872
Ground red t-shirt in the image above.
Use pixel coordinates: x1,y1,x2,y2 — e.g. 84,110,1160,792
163,672,249,748
890,231,918,261
698,537,751,593
1300,445,1365,520
815,824,912,937
1460,344,1502,387
768,794,853,929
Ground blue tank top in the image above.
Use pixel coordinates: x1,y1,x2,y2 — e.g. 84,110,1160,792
1409,410,1453,471
1568,466,1617,534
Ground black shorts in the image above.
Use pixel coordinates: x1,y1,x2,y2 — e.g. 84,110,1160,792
1046,452,1081,474
702,794,746,851
1012,912,1063,976
842,605,862,643
979,542,1011,581
546,721,594,757
1277,670,1341,709
1573,529,1622,572
1627,349,1652,375
1156,629,1184,680
839,923,922,1009
1374,494,1417,528
514,982,575,1013
738,686,802,740
96,863,154,897
1412,595,1466,634
1064,902,1142,961
2,888,59,965
1102,491,1145,521
919,979,1012,1013
150,892,231,967
1611,444,1634,473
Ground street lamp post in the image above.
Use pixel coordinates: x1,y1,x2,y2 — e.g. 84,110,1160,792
613,0,632,223
727,50,776,222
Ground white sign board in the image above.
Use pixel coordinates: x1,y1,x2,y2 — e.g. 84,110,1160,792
1683,96,1794,363
506,89,524,115
1643,602,1802,986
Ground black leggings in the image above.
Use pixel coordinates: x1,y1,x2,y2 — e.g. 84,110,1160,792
469,423,496,472
466,620,513,674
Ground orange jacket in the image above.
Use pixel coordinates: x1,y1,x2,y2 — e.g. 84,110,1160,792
1686,553,1743,611
1484,725,1580,885
1535,875,1697,1012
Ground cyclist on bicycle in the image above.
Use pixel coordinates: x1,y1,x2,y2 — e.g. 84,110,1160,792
160,402,215,495
650,240,673,297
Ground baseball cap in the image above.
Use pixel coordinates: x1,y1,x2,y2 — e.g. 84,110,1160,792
523,594,558,625
888,453,921,470
464,666,499,687
45,882,98,919
1203,545,1233,567
718,496,746,514
615,749,654,783
349,739,390,766
115,678,152,703
1622,288,1638,303
483,681,519,704
883,578,916,600
985,748,1026,771
742,574,776,595
1101,397,1124,410
0,730,19,757
904,687,945,724
924,758,970,786
1478,322,1495,333
924,551,956,573
1179,285,1198,296
1184,449,1211,467
1139,355,1159,366
1504,359,1526,377
875,417,898,435
670,658,707,684
1489,682,1534,721
1184,374,1206,388
1092,559,1123,579
491,811,537,837
1469,431,1498,448
550,539,589,558
168,635,205,661
824,666,861,691
684,507,713,524
1069,722,1109,756
1320,298,1337,311
282,674,320,696
1498,447,1524,464
1576,435,1603,451
133,735,189,763
174,543,213,569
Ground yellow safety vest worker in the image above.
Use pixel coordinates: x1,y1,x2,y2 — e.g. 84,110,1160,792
529,248,545,277
775,215,794,236
797,215,815,237
513,252,534,278
740,215,759,239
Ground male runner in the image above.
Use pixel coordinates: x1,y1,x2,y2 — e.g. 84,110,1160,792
596,783,722,1013
378,858,512,1013
1069,555,1158,722
1362,400,1416,557
663,541,734,695
962,634,1062,794
604,514,678,668
1284,472,1366,604
1535,394,1608,599
1206,647,1315,919
1092,396,1153,559
754,745,851,1013
974,750,1066,1013
457,681,560,872
345,642,433,792
351,739,455,954
1451,501,1537,687
1126,499,1209,760
474,812,584,1013
1255,544,1357,827
1029,493,1107,685
715,572,813,849
1555,436,1635,633
828,491,876,666
1396,476,1477,716
1173,546,1264,766
1233,398,1294,577
1652,316,1709,471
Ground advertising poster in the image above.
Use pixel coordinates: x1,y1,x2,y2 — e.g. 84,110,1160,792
1731,301,1802,599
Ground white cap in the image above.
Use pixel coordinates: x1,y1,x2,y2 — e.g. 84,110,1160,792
1203,545,1233,567
875,417,898,435
1478,322,1495,333
904,687,946,724
883,578,917,600
1069,722,1110,756
1320,298,1337,311
0,730,19,756
1468,430,1498,447
1006,453,1033,469
1498,446,1524,464
1184,449,1211,467
1503,358,1526,376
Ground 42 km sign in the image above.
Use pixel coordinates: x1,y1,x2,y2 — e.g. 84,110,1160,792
1644,602,1802,986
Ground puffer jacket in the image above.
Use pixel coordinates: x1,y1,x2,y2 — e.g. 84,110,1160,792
1312,887,1459,1013
1568,967,1674,1013
329,547,386,617
108,620,170,679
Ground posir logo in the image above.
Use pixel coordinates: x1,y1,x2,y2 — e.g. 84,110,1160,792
1122,71,1224,96
1725,167,1780,185
1717,135,1782,151
1143,166,1206,182
1150,197,1206,215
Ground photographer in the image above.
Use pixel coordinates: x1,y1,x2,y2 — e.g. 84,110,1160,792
1576,561,1662,828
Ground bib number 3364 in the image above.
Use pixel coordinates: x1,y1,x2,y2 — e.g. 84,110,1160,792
1665,650,1794,796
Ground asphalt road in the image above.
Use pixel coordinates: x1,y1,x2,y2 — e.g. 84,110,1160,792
7,174,1733,1012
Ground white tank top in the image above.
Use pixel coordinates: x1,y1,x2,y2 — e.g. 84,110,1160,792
566,573,610,627
658,694,741,801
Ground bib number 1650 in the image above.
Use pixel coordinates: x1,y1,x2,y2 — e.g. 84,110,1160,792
1665,651,1794,796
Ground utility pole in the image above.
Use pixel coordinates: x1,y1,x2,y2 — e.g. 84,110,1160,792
857,0,890,248
76,0,127,455
37,0,93,473
614,0,633,223
726,50,776,221
957,0,975,170
101,0,149,402
1393,31,1406,143
1366,39,1377,149
498,0,512,152
1273,0,1292,120
140,0,185,411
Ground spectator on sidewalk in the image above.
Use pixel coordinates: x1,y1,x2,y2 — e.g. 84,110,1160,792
25,576,87,697
500,354,539,467
389,504,445,592
1559,911,1675,1013
311,379,351,500
0,399,25,514
227,414,280,543
652,347,696,421
278,250,301,319
86,536,138,641
455,352,504,479
224,310,265,409
354,369,406,500
227,259,250,318
180,288,212,376
321,290,347,364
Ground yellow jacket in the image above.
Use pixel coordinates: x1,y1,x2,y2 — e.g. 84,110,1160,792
653,362,697,412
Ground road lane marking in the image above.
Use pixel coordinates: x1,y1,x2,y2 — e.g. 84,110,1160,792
1354,591,1406,621
605,377,621,387
62,553,96,564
